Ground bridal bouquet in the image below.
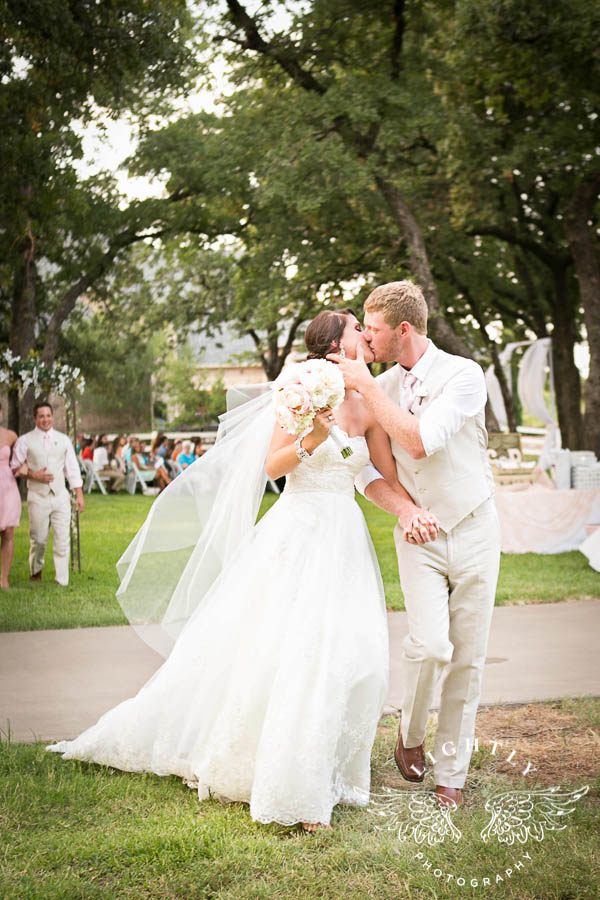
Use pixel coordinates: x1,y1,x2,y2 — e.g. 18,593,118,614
272,359,353,457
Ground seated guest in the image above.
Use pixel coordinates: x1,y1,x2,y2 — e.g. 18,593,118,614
81,437,95,461
191,436,205,458
151,433,169,462
131,439,171,493
123,435,136,465
93,435,125,494
138,439,151,462
178,440,196,469
164,439,180,478
111,436,127,473
171,439,183,462
92,434,109,467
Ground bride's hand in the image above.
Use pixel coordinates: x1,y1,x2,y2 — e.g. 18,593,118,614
306,408,336,449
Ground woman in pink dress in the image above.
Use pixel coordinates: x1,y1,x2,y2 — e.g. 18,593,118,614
0,406,22,589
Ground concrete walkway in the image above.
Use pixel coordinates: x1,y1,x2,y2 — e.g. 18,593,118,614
1,599,599,743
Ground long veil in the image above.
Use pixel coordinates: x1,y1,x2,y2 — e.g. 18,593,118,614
116,386,275,658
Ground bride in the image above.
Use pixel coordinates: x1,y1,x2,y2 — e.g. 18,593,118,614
48,309,432,833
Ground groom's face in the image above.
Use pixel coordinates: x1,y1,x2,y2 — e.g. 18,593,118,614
363,311,405,363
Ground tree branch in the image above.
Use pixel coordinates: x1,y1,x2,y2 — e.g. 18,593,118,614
41,228,164,367
224,0,326,95
466,225,568,269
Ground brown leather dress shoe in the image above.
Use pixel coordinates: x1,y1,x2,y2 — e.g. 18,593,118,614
394,731,425,782
30,571,42,582
435,785,464,806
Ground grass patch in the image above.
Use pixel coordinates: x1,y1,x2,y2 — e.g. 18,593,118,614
1,492,598,632
1,698,597,900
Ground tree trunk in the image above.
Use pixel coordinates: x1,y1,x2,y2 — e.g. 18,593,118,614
550,273,584,451
375,176,500,430
8,229,37,433
564,176,600,456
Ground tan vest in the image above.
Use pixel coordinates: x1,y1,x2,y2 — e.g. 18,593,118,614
378,349,494,532
23,430,68,498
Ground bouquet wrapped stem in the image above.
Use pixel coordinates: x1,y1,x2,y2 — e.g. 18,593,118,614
328,424,353,458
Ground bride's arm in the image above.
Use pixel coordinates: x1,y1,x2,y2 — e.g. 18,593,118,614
365,418,439,544
265,409,334,480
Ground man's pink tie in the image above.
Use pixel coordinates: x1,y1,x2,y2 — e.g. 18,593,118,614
401,372,418,412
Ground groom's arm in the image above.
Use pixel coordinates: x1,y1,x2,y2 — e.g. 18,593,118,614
331,346,486,459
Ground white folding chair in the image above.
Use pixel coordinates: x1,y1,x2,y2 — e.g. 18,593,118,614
82,458,110,495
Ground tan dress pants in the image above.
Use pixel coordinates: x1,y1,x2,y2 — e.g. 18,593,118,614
394,497,500,788
28,490,71,585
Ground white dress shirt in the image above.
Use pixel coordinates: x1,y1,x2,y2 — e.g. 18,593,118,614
93,446,109,470
356,340,487,494
12,427,83,490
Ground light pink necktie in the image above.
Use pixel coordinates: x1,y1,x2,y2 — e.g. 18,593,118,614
401,372,418,412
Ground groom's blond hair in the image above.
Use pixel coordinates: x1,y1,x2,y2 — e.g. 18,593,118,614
364,281,428,333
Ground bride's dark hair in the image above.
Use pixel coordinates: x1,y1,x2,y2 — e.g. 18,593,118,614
305,308,357,359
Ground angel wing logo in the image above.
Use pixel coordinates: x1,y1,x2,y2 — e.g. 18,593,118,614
480,785,590,845
367,787,462,846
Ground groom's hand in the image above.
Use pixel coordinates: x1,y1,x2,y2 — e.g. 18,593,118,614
327,343,372,392
401,508,440,544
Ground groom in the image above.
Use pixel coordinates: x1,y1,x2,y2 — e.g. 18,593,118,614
329,281,500,807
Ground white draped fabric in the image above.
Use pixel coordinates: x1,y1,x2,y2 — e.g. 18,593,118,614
495,485,600,554
516,338,555,426
485,341,530,430
485,338,558,470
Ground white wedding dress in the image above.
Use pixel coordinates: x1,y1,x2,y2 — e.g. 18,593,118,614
48,433,389,826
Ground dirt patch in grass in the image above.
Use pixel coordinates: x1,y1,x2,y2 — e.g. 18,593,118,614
377,699,600,784
473,700,600,783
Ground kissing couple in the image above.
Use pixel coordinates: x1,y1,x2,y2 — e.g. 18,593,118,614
48,280,500,835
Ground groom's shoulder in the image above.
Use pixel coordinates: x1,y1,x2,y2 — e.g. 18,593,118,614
433,347,481,378
54,429,73,446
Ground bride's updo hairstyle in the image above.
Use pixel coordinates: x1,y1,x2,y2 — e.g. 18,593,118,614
305,308,357,359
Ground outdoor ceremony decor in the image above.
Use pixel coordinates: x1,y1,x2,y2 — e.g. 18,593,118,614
485,338,559,469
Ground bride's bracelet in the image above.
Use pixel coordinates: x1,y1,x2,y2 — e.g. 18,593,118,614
295,437,312,461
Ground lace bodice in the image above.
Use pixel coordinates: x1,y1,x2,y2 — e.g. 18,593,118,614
283,433,370,499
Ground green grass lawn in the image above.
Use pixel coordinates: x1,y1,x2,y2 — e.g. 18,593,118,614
1,492,598,632
1,700,597,900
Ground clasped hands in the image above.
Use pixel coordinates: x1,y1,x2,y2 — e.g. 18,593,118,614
400,507,440,545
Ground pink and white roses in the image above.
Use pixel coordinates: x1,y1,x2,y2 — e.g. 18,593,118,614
272,359,352,457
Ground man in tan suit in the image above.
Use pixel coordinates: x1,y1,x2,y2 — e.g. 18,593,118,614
330,282,500,807
12,401,84,585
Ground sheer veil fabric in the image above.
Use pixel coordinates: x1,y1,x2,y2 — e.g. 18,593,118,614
116,388,275,658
